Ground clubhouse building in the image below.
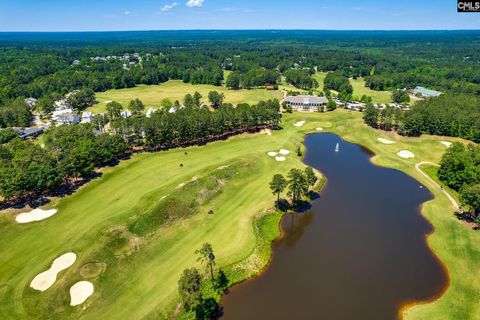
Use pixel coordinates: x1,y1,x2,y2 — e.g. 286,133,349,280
284,95,328,112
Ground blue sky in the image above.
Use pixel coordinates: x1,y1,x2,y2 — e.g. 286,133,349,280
0,0,479,31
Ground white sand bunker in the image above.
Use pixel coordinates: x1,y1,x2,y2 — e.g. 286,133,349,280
30,252,77,291
70,281,94,306
279,149,290,155
267,151,278,157
16,208,58,224
275,156,286,162
316,127,323,131
397,150,415,159
294,121,306,127
377,138,395,145
260,129,272,136
441,141,452,148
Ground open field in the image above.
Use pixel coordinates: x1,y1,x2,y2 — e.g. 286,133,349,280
349,77,393,104
1,110,479,319
88,80,283,113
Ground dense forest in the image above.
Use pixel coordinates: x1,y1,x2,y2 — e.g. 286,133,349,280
1,31,480,127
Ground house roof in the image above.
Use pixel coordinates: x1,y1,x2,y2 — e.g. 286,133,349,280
414,86,442,97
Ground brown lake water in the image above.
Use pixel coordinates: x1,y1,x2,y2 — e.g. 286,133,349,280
221,133,447,320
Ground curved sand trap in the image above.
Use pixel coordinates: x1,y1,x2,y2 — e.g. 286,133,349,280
16,208,58,223
267,152,278,157
316,127,323,131
377,138,395,145
397,150,415,159
294,121,306,127
441,141,452,148
70,281,94,306
275,156,286,162
30,252,77,291
279,149,290,155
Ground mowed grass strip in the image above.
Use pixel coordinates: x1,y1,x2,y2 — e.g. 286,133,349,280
0,110,479,319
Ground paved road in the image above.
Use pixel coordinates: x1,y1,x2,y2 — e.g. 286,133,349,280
415,161,460,211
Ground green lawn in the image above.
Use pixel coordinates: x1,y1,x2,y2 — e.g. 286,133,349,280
1,110,479,319
88,80,283,113
349,77,392,104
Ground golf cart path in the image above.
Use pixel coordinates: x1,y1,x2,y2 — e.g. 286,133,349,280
415,161,460,211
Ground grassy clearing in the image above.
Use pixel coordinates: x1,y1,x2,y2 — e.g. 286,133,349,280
312,72,326,92
349,77,392,104
0,110,479,319
88,80,283,113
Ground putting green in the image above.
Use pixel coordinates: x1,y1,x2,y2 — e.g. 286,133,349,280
0,110,478,319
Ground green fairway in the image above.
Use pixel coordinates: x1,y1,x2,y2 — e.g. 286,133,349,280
312,72,326,92
349,77,393,104
1,110,479,319
88,80,283,113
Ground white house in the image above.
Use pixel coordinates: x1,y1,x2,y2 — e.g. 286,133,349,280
24,97,37,108
51,109,80,125
120,109,132,118
146,108,156,118
81,111,94,123
283,95,329,112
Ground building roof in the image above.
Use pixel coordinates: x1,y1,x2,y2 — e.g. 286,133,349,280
284,95,329,105
120,109,132,118
414,86,442,97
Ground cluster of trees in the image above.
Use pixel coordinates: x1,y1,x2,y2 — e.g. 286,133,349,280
0,124,127,200
109,98,282,149
0,98,32,127
401,94,480,142
363,104,403,131
178,243,227,319
438,143,480,223
225,69,280,89
66,88,96,111
284,70,318,90
391,89,410,104
269,167,318,209
363,94,480,143
323,73,353,101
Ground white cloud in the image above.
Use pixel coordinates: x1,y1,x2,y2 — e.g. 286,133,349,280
124,11,131,15
162,2,178,12
186,0,204,8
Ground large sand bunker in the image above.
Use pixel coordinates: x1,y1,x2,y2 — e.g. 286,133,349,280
267,152,278,157
441,141,452,148
397,150,415,159
377,138,395,145
275,156,286,162
70,281,94,306
279,149,290,155
294,121,306,127
30,252,77,291
16,208,58,223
